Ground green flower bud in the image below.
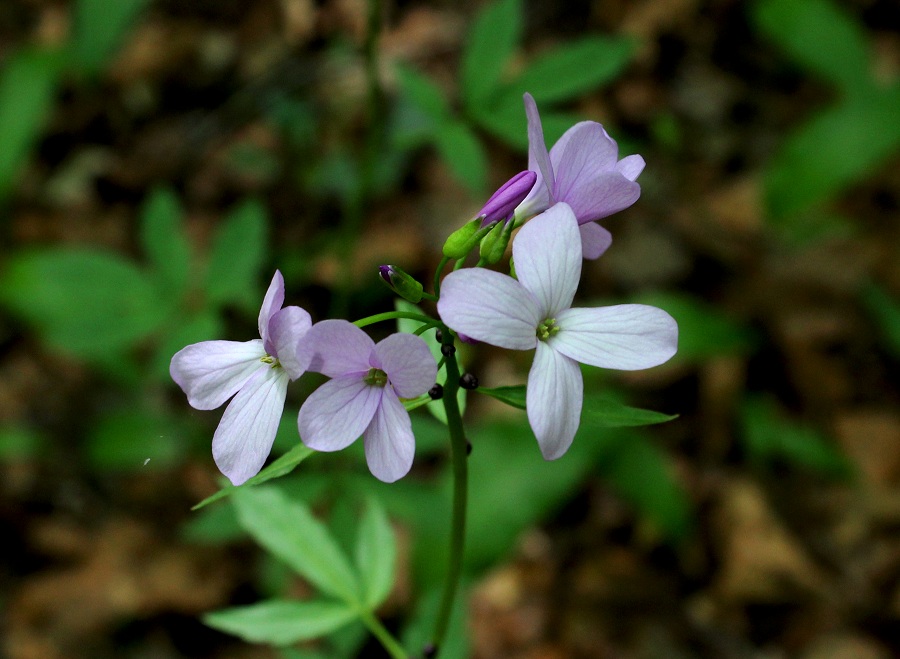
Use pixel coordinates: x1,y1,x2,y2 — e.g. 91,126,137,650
443,217,487,259
378,265,424,303
479,217,515,264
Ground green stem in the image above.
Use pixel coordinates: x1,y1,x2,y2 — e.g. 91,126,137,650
360,610,407,659
433,255,451,297
432,330,469,652
354,310,434,328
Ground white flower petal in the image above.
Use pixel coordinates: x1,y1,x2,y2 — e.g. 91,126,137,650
363,388,415,482
579,222,613,260
512,203,582,316
524,92,555,201
298,376,383,452
259,271,285,350
300,319,374,377
170,339,265,410
527,342,582,460
616,154,645,181
551,305,678,370
437,268,540,350
372,333,437,398
212,365,289,486
268,306,312,380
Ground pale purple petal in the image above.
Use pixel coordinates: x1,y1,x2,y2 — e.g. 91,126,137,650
298,376,383,451
579,222,613,260
170,339,265,410
550,122,618,202
551,305,678,370
299,319,374,377
437,268,540,350
564,172,641,224
512,203,581,316
527,342,582,460
212,365,289,486
268,306,312,380
259,271,285,350
373,333,437,398
616,154,645,181
363,388,415,482
524,93,555,201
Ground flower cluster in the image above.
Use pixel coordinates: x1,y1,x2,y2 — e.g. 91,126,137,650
170,93,675,485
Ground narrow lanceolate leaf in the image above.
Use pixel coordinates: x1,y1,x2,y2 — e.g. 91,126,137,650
71,0,151,75
192,443,315,510
478,385,527,410
434,120,487,195
461,0,522,111
582,396,678,428
139,187,191,295
394,64,451,123
752,0,872,93
0,248,164,357
354,497,396,608
205,199,268,311
506,36,635,105
232,486,362,604
0,47,64,203
203,599,356,645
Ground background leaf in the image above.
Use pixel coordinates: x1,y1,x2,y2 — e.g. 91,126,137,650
461,0,522,111
71,0,152,75
433,120,488,195
0,248,164,357
140,187,191,296
354,497,396,608
205,199,268,311
203,599,356,646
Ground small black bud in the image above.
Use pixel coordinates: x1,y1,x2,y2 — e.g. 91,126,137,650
466,439,473,456
434,328,443,343
440,344,456,357
428,384,444,400
422,643,438,658
459,373,478,390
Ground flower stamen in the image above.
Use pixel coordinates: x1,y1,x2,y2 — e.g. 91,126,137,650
364,367,389,387
536,318,560,341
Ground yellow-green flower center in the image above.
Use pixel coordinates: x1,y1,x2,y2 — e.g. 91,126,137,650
536,318,560,341
364,367,388,387
260,354,281,369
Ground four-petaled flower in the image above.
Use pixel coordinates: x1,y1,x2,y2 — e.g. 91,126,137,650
170,271,311,485
438,202,677,460
297,320,437,482
515,92,645,260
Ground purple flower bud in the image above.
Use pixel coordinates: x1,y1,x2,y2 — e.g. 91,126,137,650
478,170,537,227
378,265,394,285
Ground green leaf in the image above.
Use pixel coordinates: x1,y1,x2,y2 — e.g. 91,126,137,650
192,443,315,510
582,395,678,427
0,47,64,203
461,0,522,110
506,36,635,105
433,120,487,195
741,397,852,477
600,432,693,540
140,187,191,296
205,199,268,310
752,0,872,93
861,283,900,359
634,292,755,362
0,248,164,357
354,497,396,608
203,599,356,646
71,0,151,75
477,385,526,410
232,486,362,604
394,64,451,123
764,89,900,221
0,426,44,461
475,92,580,152
152,311,223,383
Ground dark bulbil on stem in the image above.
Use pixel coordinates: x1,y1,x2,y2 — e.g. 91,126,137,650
428,384,444,400
459,373,478,390
440,344,456,357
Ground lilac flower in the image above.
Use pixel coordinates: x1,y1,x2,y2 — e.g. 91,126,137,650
170,271,311,486
437,203,677,460
297,320,437,482
515,92,645,260
478,170,537,227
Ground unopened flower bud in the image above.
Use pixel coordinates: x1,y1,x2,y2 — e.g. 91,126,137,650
442,217,485,259
377,265,423,303
479,213,516,264
478,170,537,227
